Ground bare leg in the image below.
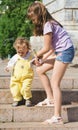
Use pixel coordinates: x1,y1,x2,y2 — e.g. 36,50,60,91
36,57,55,101
51,60,68,116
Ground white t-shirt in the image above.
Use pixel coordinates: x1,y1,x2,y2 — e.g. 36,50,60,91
7,51,34,71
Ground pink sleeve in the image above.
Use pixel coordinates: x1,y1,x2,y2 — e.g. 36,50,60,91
43,22,53,35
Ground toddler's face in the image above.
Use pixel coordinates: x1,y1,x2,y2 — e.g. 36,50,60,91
16,43,28,57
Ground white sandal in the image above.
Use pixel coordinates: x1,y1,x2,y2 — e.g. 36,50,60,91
43,116,63,124
36,98,54,106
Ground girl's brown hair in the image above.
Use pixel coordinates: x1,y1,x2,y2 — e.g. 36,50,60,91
13,37,31,50
27,1,63,36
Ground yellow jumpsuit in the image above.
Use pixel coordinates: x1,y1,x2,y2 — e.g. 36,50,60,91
10,55,34,101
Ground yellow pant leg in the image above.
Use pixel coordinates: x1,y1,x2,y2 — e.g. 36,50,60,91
10,77,23,101
21,78,33,100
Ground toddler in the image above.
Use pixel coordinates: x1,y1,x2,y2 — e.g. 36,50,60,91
6,37,34,107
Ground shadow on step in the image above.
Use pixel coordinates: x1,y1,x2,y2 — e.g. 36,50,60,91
67,106,78,122
32,90,78,105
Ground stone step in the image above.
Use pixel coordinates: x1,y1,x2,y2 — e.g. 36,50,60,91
0,121,78,130
0,104,78,123
0,60,78,90
0,73,78,89
0,89,78,104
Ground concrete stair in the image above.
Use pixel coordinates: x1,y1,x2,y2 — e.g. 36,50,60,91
0,74,78,105
0,60,78,129
0,122,78,130
0,104,78,123
0,88,78,104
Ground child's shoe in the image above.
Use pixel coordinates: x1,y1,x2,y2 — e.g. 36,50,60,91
12,100,23,107
43,116,63,125
25,99,32,107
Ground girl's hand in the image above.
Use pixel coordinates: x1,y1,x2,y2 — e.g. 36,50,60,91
35,57,42,66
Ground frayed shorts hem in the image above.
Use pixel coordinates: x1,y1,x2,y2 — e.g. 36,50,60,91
55,46,75,64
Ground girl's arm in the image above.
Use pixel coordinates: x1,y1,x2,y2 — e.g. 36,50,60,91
42,49,54,60
37,32,54,57
35,32,55,65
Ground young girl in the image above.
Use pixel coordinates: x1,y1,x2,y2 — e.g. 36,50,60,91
27,1,75,124
6,37,34,107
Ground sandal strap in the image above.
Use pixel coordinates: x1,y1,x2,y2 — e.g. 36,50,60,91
44,116,63,124
51,116,62,122
36,98,54,106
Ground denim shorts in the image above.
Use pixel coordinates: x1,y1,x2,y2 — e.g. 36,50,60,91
55,46,75,63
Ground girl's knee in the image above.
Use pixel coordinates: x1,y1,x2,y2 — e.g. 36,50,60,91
51,77,60,88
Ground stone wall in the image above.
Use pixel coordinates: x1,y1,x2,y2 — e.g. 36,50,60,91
43,0,78,54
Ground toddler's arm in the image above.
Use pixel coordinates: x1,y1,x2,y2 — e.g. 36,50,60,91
5,54,18,72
